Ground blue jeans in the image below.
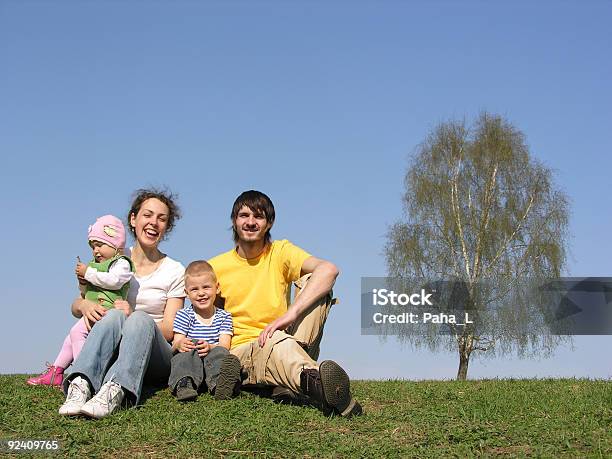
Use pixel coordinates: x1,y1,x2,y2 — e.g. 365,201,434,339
64,309,172,404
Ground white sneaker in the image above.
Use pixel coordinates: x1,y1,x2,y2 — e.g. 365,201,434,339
79,380,124,419
59,376,91,416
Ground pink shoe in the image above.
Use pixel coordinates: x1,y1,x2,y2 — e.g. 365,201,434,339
27,363,64,388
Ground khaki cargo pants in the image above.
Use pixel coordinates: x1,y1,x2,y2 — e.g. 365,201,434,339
229,274,337,393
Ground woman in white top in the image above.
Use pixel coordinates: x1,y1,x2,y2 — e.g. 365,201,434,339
59,188,186,418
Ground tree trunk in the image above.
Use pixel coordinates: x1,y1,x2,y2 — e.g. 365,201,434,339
457,351,470,380
456,334,472,380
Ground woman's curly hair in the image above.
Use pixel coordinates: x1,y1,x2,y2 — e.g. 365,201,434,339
127,187,181,240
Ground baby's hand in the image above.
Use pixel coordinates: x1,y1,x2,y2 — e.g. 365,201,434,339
75,262,88,278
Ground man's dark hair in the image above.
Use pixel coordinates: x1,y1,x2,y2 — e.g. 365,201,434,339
231,190,275,244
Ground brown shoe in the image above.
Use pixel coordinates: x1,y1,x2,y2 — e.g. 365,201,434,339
300,360,363,418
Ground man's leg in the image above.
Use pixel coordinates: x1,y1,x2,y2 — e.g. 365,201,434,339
230,342,255,385
286,273,336,361
268,273,335,402
256,332,317,392
256,331,362,417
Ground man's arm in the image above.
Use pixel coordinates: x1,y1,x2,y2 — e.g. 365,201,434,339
258,256,339,347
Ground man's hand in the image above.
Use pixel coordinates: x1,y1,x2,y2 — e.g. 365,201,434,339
258,309,298,348
75,262,88,279
113,299,131,316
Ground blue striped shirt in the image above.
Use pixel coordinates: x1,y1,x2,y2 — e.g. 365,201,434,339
173,306,233,344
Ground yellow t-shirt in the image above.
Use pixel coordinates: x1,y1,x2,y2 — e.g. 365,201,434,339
209,240,311,348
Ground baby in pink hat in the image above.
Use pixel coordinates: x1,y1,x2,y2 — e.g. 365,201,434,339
27,215,134,388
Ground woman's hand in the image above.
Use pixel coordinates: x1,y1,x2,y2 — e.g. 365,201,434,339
77,299,108,329
113,299,132,316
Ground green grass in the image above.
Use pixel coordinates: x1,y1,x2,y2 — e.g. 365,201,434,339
1,376,610,458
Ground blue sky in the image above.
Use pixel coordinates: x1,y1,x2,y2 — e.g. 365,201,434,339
1,1,610,379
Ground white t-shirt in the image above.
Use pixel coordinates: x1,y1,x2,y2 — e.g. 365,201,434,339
125,249,186,323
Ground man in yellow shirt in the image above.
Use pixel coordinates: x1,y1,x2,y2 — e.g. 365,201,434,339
209,190,362,417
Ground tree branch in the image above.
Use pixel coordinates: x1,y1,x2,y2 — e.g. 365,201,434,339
450,158,472,280
473,163,498,280
433,221,462,276
483,192,535,277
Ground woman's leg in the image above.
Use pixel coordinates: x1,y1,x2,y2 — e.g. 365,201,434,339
102,311,172,404
143,325,173,387
64,309,126,393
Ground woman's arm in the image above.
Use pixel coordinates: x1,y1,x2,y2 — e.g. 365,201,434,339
158,297,185,342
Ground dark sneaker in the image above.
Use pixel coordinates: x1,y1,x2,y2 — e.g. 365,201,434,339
176,377,198,402
214,355,241,400
300,360,363,418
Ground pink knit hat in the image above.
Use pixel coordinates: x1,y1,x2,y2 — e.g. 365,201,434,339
88,215,126,250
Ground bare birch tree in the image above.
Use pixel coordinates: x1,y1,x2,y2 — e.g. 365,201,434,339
385,113,570,380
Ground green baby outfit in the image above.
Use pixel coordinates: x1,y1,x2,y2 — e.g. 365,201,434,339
85,255,134,308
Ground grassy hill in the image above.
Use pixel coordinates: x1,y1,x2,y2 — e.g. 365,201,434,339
0,376,610,457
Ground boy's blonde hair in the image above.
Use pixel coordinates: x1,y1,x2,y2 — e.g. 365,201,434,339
185,260,217,281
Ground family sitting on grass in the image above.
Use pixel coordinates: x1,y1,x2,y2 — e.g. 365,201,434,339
28,188,362,419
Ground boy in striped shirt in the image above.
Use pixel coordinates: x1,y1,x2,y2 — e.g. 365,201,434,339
168,260,241,402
